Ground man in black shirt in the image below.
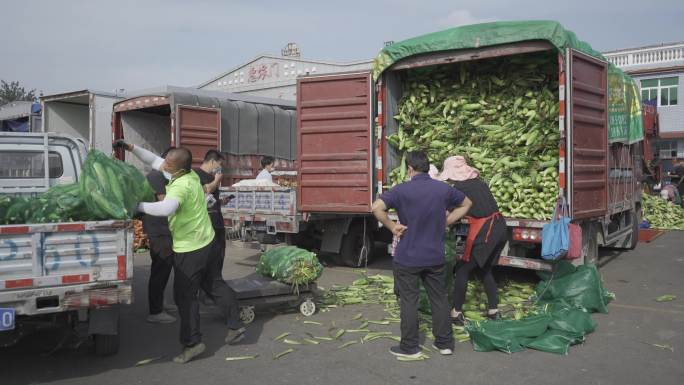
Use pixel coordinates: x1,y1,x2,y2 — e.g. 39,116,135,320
144,147,176,323
194,150,227,274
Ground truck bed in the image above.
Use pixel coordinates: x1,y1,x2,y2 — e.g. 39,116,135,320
220,186,300,234
0,220,133,315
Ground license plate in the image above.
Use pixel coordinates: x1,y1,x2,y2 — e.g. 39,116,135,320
0,308,15,331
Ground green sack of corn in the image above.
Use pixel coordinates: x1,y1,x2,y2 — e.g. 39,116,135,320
256,246,323,289
80,150,155,220
1,183,94,225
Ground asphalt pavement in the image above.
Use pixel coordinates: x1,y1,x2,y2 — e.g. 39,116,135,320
2,232,683,385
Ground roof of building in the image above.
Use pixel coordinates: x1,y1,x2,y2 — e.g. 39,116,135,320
198,54,373,88
603,41,684,55
116,85,296,109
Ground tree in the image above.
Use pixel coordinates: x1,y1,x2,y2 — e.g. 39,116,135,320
0,80,37,104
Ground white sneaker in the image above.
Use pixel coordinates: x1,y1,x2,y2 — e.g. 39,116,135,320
147,311,176,324
432,344,454,355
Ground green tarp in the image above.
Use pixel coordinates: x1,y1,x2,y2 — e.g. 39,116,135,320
372,20,643,144
466,261,613,355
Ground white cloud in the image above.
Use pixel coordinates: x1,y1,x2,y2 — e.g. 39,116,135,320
438,9,497,28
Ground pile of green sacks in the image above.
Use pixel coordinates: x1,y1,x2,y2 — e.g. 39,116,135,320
0,150,155,225
256,246,323,290
466,261,613,355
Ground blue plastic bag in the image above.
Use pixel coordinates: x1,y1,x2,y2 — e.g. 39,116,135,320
541,197,570,260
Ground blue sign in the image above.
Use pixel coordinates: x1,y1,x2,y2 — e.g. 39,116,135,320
0,308,15,331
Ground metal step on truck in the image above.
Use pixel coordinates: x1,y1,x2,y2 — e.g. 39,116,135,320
0,132,133,355
221,21,649,270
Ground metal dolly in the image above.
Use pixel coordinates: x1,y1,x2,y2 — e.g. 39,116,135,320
226,273,317,324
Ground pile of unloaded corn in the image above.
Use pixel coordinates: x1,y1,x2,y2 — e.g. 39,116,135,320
642,193,684,230
387,51,560,219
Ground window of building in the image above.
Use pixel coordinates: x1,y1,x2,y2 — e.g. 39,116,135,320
658,140,678,159
641,77,678,106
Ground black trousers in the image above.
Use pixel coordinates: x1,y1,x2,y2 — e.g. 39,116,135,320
393,262,454,353
173,239,242,347
453,241,506,311
148,235,174,315
214,227,226,276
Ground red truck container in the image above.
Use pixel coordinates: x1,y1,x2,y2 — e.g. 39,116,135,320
222,22,646,270
111,86,296,184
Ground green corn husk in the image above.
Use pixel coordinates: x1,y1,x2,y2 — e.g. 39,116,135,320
256,246,323,292
642,193,684,230
387,51,561,219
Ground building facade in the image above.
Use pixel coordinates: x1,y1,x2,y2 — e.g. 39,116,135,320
604,42,684,171
198,51,372,101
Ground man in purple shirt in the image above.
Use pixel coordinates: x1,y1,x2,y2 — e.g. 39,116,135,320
372,151,472,358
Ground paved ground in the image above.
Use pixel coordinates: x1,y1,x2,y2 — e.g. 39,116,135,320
2,232,683,385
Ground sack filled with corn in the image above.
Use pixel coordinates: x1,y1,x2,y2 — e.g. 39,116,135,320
256,246,323,291
80,150,156,220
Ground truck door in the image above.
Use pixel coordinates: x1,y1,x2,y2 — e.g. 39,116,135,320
296,72,374,213
567,49,609,219
176,105,221,169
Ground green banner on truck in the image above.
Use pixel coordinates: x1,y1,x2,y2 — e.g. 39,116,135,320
373,20,643,144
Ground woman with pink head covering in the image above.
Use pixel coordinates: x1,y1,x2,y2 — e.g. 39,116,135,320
438,155,507,325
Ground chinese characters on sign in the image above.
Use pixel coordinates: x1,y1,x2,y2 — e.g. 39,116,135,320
248,63,280,83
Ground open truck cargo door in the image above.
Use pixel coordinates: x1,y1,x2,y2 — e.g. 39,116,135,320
176,105,221,169
567,49,609,219
297,72,374,213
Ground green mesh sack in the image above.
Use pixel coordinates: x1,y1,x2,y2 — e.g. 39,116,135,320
80,150,155,219
256,246,323,289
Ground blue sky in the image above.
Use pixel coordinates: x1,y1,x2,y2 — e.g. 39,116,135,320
2,0,682,95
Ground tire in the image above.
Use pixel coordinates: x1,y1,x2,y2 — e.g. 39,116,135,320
299,298,316,317
94,333,120,356
581,222,599,266
338,221,374,267
239,306,256,324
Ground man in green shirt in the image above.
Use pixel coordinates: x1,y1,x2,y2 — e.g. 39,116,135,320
115,141,245,364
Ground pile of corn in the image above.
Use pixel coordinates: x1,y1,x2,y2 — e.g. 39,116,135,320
642,193,684,230
320,274,538,344
132,219,149,251
387,51,560,219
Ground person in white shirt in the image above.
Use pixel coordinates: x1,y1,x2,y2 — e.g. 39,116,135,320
255,156,275,182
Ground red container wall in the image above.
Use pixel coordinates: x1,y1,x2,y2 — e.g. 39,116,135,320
297,72,373,213
569,50,609,219
176,105,221,169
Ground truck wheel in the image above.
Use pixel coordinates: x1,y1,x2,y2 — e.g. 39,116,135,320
581,222,599,266
94,333,120,356
339,221,374,267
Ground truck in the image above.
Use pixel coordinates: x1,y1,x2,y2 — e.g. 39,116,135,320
221,21,648,270
0,132,133,355
40,90,122,154
111,86,297,185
